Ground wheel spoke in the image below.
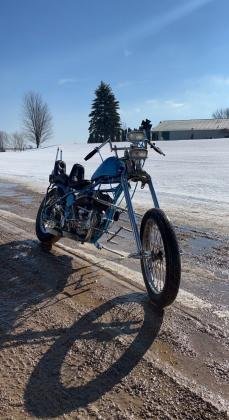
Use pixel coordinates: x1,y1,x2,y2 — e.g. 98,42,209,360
140,209,181,308
142,219,166,294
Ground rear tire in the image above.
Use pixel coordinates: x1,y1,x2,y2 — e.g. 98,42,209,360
36,190,61,246
140,208,181,308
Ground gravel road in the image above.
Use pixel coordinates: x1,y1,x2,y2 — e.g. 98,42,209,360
0,179,228,419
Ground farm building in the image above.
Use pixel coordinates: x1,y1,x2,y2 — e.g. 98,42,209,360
152,119,229,140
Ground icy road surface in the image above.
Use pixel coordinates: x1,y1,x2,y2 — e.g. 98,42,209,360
0,180,228,418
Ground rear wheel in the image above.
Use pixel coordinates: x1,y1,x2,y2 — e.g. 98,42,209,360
36,189,61,246
140,208,181,308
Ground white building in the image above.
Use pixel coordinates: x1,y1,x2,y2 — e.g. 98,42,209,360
152,119,229,140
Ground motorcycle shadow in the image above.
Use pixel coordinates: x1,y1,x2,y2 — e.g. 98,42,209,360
24,292,164,418
0,238,164,418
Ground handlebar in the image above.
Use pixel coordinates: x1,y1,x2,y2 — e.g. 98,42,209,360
84,138,112,161
84,137,165,161
148,141,165,156
84,147,99,161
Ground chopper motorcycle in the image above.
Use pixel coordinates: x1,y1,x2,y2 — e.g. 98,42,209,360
36,131,181,309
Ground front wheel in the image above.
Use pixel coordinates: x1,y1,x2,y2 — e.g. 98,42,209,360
140,208,181,308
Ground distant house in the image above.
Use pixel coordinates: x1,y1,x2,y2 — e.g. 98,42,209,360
152,119,229,140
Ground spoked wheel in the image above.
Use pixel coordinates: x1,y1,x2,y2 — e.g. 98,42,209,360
36,189,61,247
140,208,181,308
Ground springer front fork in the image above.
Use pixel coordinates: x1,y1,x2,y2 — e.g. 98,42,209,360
121,175,159,257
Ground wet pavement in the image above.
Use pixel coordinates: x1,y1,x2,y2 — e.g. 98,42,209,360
0,179,228,315
0,178,228,418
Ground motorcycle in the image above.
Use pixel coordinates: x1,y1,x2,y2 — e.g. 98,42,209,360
36,131,181,308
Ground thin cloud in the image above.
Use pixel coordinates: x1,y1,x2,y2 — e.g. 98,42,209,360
58,78,77,86
116,79,149,89
53,1,215,66
114,0,215,47
124,49,132,57
146,99,185,108
182,74,229,116
165,100,185,108
120,106,142,116
145,99,159,105
116,81,133,89
211,75,229,86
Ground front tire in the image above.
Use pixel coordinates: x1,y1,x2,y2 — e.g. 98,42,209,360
140,208,181,308
36,190,61,246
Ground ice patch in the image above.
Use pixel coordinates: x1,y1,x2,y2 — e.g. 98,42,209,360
13,251,28,259
177,289,212,310
213,309,229,319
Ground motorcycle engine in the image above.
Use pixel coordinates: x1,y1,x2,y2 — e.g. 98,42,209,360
64,191,112,242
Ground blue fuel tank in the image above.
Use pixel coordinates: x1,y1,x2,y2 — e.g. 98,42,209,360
91,157,125,182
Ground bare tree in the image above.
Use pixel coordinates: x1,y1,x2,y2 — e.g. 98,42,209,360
0,131,9,151
212,108,229,119
23,91,53,148
11,132,27,151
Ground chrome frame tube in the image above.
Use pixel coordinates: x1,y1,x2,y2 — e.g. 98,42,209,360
148,178,160,208
121,175,142,254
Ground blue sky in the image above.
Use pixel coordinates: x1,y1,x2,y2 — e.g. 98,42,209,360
0,0,228,143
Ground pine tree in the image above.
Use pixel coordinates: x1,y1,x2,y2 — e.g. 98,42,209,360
88,81,121,143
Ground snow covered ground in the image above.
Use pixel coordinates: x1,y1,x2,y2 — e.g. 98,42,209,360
0,138,229,231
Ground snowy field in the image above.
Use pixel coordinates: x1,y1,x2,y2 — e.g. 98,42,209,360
0,138,229,232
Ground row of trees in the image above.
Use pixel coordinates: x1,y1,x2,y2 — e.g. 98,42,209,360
2,83,151,148
0,131,27,152
2,81,229,150
212,108,229,119
1,92,53,152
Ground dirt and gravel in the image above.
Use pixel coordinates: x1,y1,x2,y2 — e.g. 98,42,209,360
0,179,228,419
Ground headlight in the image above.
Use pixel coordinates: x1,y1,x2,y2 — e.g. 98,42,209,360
129,148,148,160
127,131,145,142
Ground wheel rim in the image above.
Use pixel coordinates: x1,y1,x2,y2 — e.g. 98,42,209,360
142,219,166,294
40,205,48,233
39,195,55,234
